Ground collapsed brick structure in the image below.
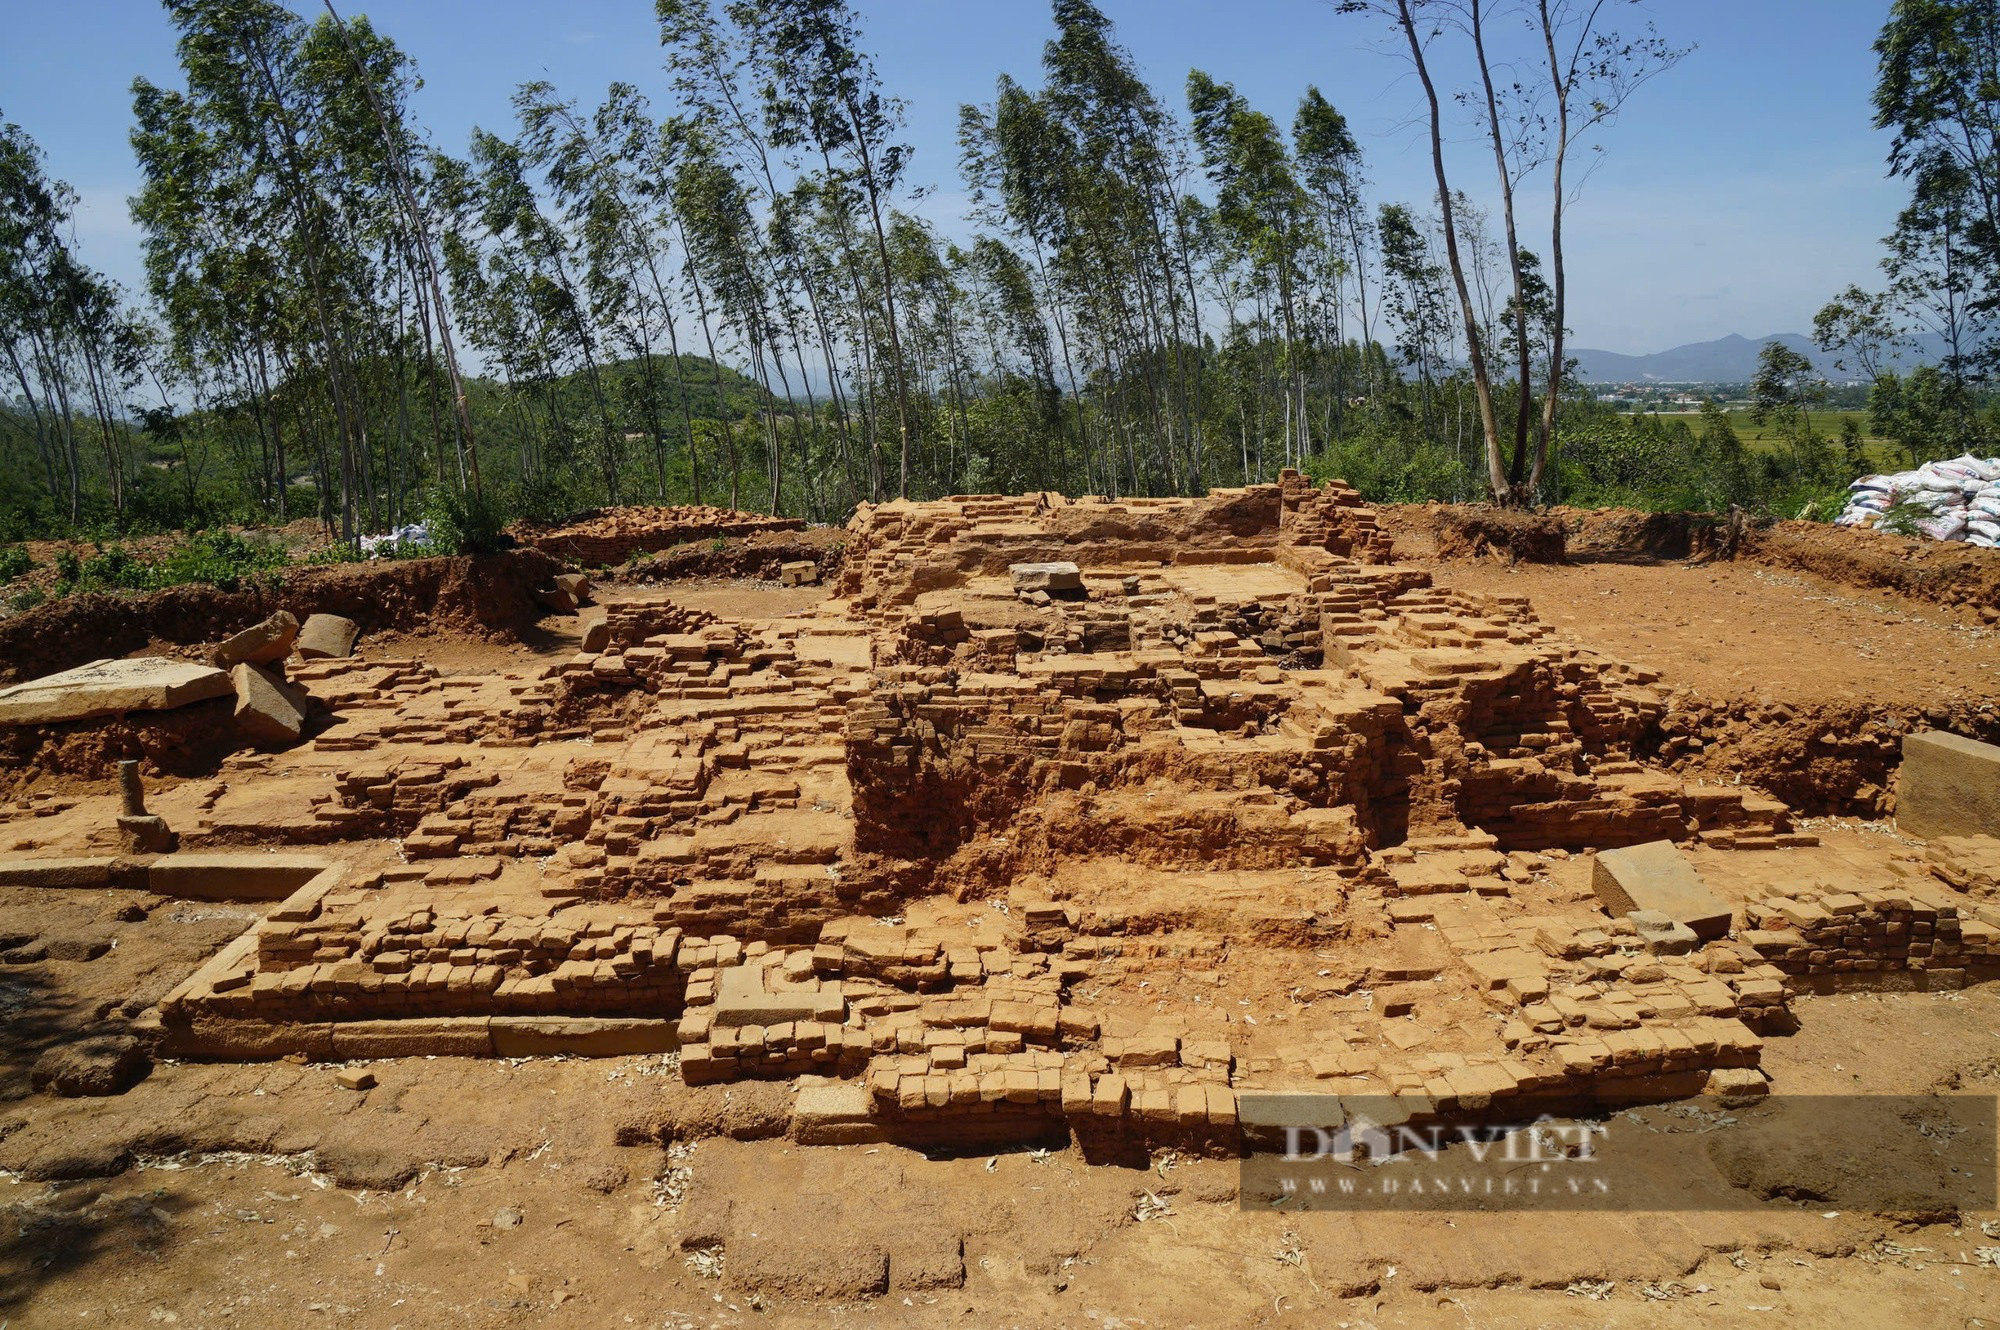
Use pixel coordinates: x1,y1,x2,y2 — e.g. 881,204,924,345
518,505,806,568
22,475,1995,1160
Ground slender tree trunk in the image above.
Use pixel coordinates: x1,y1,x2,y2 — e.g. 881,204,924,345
1395,0,1508,502
5,339,63,504
1531,0,1572,499
322,0,480,495
1469,0,1537,491
845,114,915,500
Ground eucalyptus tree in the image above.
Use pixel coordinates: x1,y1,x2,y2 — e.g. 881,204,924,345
741,0,919,498
320,0,479,497
515,79,689,501
886,215,981,495
0,113,84,515
1337,0,1681,504
1813,285,1903,382
1377,202,1454,443
434,149,564,491
1,113,152,525
1043,0,1190,495
467,124,624,502
1293,87,1375,413
958,78,1091,488
1882,158,1987,449
1526,0,1685,498
128,0,457,538
963,235,1066,490
669,115,788,510
1187,70,1313,469
145,0,365,538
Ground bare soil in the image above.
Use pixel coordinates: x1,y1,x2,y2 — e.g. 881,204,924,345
1431,503,1570,564
1379,505,2000,814
604,526,849,584
0,550,563,688
2,886,1994,1329
3,497,2000,1327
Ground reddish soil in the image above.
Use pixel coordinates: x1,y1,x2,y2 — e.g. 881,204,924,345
1745,519,2000,617
1381,505,2000,814
515,504,807,568
0,549,562,687
3,491,2000,1328
1429,503,1570,563
1,870,1994,1328
605,525,848,584
1394,502,2000,621
0,697,251,799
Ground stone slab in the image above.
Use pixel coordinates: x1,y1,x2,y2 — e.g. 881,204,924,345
0,657,231,726
296,613,359,660
490,1016,676,1057
1629,908,1699,955
143,852,328,901
1009,562,1082,593
1898,730,2000,840
159,1014,335,1060
232,662,306,747
1592,841,1732,941
212,611,299,668
793,1080,886,1145
711,966,840,1027
332,1017,494,1058
0,857,114,890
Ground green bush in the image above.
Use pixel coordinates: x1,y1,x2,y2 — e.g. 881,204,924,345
47,531,289,597
421,486,511,556
1872,494,1943,535
1304,426,1483,505
149,530,290,591
0,545,34,582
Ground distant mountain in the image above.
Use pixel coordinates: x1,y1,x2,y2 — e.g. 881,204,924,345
1570,332,1946,384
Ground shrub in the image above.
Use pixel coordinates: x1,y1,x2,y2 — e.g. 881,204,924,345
1872,494,1945,535
0,545,33,582
421,486,512,556
148,530,289,591
46,532,289,597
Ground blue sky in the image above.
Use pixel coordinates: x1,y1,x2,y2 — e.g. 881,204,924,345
2,0,1907,354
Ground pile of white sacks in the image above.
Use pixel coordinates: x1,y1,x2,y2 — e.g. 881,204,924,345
1837,455,2000,548
356,521,432,558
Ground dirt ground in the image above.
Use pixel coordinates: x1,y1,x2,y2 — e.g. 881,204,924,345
1377,507,2000,707
4,502,2000,1327
1375,507,2000,816
3,940,1995,1328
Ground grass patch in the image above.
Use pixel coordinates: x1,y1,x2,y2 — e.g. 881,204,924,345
52,530,292,597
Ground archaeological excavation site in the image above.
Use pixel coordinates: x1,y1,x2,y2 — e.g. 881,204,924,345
2,481,1998,1325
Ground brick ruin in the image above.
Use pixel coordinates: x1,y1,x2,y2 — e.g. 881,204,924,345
14,475,2000,1158
517,504,807,567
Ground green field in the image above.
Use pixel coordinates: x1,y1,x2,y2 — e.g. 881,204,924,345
1646,407,1903,469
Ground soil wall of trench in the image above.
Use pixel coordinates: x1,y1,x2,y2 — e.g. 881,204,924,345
0,549,562,688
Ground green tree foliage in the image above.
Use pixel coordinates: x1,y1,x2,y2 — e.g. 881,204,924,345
1,113,151,529
1803,0,2000,474
22,0,1978,560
